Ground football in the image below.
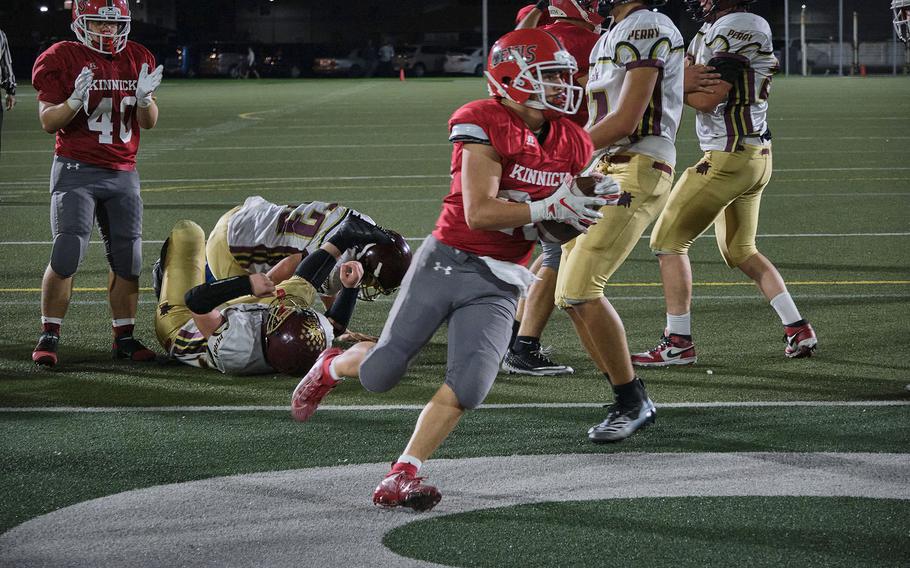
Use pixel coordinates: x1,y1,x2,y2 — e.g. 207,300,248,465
534,176,599,244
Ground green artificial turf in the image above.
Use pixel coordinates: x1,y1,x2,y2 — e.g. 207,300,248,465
385,497,910,567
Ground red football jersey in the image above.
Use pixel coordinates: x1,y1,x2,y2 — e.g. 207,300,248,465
32,41,156,171
433,99,593,265
541,21,599,128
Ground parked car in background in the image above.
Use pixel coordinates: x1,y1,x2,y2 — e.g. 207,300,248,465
313,48,367,77
197,43,247,78
395,44,448,77
260,45,305,78
444,47,485,76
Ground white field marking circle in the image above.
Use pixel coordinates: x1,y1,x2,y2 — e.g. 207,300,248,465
0,453,906,568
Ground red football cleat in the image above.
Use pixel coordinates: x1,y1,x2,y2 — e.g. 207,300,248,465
631,332,697,367
784,322,817,358
291,347,343,422
32,332,59,367
372,470,441,512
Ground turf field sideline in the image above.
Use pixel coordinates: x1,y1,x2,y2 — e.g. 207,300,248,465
0,77,908,566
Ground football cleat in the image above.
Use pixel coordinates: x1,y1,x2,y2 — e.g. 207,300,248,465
112,336,156,362
151,238,169,300
784,321,817,358
631,332,697,367
588,397,656,443
32,332,60,367
372,470,442,512
501,346,574,376
291,347,343,422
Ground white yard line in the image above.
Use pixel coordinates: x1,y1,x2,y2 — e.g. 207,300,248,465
1,400,907,413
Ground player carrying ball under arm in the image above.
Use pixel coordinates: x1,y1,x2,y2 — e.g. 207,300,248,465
554,0,684,442
290,29,621,512
631,0,817,367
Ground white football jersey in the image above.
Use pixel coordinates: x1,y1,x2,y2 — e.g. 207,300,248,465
227,196,374,274
170,303,335,376
586,8,685,167
688,12,778,151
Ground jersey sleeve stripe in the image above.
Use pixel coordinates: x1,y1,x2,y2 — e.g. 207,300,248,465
449,123,490,144
626,58,664,70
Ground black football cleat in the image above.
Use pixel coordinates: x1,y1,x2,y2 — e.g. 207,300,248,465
112,336,157,362
151,238,169,300
32,332,60,367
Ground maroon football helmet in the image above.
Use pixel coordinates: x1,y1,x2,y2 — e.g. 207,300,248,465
264,296,330,375
72,0,131,55
357,230,412,301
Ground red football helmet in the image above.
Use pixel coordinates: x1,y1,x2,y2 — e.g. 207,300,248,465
357,230,412,301
264,295,331,376
71,0,131,55
486,29,582,115
548,0,605,26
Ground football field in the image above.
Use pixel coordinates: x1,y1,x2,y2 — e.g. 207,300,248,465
0,77,908,567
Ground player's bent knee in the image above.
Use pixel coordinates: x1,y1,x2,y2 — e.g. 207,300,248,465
109,238,143,280
50,233,87,278
171,219,205,240
359,347,408,393
724,246,758,268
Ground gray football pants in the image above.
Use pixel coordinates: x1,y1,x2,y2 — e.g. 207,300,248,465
360,235,519,409
48,155,143,280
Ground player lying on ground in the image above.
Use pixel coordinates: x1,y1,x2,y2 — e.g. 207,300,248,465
153,213,393,375
154,196,412,342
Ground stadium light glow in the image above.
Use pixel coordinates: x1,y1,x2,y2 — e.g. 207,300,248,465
39,5,49,12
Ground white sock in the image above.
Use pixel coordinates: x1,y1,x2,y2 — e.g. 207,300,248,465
41,316,63,326
396,454,422,471
112,318,136,328
770,292,802,325
666,312,691,336
327,357,342,382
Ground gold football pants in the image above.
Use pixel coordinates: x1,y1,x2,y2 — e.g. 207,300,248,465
206,206,247,279
555,153,674,306
650,145,772,268
155,220,207,351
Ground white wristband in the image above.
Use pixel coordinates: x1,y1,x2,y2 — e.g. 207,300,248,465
137,96,153,109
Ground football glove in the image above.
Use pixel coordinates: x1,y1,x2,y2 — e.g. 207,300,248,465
66,66,93,112
529,177,611,233
136,63,164,108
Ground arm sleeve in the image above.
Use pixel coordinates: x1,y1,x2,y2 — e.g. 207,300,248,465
185,275,253,314
324,286,358,333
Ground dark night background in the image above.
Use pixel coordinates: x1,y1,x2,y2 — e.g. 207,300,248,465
0,0,899,80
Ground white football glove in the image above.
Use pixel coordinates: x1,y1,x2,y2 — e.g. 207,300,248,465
588,173,626,207
136,63,163,108
66,66,93,112
528,176,611,233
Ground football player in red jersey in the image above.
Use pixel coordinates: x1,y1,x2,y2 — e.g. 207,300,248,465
30,0,163,367
504,0,603,377
290,29,618,512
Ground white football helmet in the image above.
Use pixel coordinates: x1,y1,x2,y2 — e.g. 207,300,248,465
894,0,910,43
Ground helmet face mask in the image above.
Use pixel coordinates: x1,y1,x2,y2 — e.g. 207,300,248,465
72,0,131,55
894,0,910,43
485,29,583,116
